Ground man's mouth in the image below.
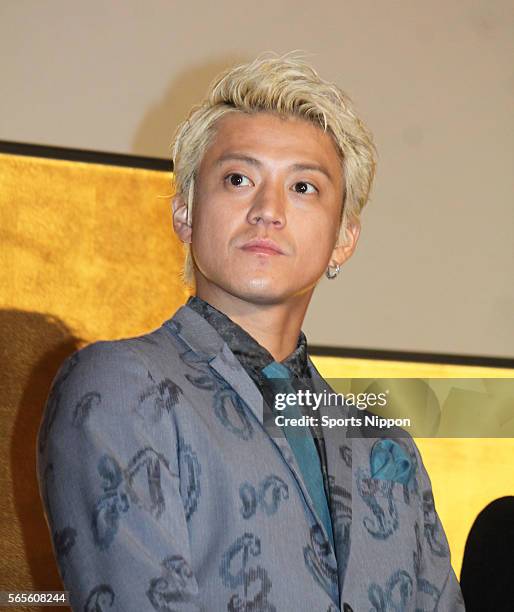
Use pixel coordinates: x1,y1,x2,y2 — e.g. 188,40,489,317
240,238,285,255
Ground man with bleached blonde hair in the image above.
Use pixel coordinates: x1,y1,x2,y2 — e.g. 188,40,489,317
38,54,464,611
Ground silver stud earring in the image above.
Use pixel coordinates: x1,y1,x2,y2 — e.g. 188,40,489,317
326,264,340,279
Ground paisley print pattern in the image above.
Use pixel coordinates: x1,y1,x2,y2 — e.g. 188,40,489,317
178,438,202,521
146,555,200,611
339,444,352,468
54,526,77,565
422,491,449,557
91,456,130,551
213,385,255,441
92,447,171,550
72,391,101,426
239,476,289,519
356,468,400,540
181,347,255,441
368,569,414,611
220,533,276,612
413,522,441,610
125,447,172,517
327,475,352,587
303,524,338,596
138,370,183,422
84,584,115,612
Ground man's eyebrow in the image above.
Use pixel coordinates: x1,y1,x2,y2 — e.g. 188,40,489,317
290,163,333,181
216,154,262,167
215,155,334,182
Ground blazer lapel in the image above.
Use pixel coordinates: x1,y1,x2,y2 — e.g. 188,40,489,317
208,350,338,563
169,306,263,420
169,306,338,561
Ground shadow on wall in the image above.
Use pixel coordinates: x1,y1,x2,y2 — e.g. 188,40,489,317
0,309,84,595
132,54,248,157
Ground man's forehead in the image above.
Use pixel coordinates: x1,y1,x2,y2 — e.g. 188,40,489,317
203,111,342,169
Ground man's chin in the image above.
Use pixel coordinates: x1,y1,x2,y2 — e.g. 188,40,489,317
201,274,288,306
194,269,311,305
230,280,287,305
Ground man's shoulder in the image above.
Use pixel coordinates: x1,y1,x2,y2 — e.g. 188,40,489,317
38,319,190,470
50,317,188,400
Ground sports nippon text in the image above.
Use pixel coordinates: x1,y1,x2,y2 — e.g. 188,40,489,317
272,388,412,430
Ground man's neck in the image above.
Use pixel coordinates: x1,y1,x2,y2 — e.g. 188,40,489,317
194,284,313,362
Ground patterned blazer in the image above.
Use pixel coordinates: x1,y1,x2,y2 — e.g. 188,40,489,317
37,304,465,611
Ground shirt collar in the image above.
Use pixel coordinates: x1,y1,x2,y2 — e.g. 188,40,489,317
185,295,310,380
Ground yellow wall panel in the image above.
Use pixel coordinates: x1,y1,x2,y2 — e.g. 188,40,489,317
1,153,191,343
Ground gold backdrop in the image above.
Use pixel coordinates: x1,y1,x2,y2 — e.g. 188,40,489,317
1,151,512,605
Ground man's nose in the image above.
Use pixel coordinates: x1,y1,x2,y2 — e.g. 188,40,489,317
247,180,286,227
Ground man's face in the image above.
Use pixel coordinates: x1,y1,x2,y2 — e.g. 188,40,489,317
179,111,355,305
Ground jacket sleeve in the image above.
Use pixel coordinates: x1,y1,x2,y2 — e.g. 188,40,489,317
411,440,466,611
37,341,202,612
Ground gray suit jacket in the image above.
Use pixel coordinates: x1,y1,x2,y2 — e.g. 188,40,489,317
37,304,465,611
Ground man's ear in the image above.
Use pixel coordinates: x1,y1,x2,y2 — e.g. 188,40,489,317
172,195,192,244
328,219,361,268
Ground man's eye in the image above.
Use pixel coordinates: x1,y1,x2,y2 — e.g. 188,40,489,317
226,173,252,187
293,182,317,194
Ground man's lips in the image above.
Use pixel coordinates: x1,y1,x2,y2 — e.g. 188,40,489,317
243,246,282,255
240,238,285,255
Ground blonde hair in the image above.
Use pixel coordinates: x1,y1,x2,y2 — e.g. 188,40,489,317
171,52,377,287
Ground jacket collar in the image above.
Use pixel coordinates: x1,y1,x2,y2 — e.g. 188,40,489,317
165,304,265,421
184,295,310,381
166,303,343,424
